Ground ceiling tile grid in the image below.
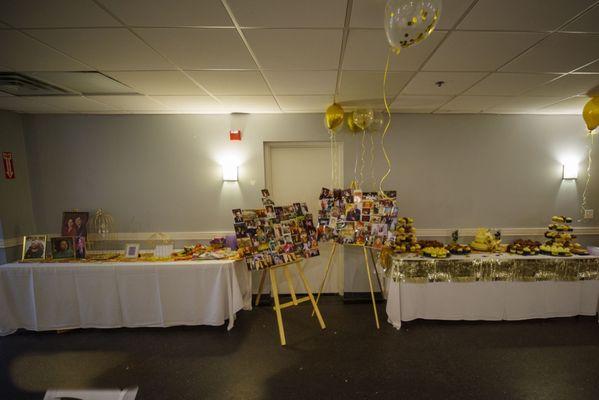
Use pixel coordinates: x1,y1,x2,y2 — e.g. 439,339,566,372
0,1,598,114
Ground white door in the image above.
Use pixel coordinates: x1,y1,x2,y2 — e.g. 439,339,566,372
263,141,343,295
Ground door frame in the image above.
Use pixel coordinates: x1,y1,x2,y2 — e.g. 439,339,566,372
263,141,344,195
263,140,345,295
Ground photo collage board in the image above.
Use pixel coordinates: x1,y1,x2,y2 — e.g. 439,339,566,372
316,188,417,249
232,190,320,270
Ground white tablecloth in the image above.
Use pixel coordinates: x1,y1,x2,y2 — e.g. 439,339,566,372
386,280,599,329
0,260,251,335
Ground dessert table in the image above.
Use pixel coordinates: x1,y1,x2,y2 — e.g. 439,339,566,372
0,259,251,335
384,253,599,329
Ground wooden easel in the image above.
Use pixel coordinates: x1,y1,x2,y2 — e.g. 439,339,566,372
254,258,326,346
312,242,384,329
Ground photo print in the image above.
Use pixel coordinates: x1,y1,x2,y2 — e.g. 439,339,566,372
61,211,89,237
21,235,47,261
51,236,75,260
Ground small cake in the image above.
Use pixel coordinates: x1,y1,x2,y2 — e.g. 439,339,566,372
470,229,502,252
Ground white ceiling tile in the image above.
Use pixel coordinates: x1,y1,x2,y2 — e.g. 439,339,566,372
150,95,223,112
263,71,337,95
350,0,474,30
104,71,205,95
485,96,564,113
437,96,510,112
217,95,280,113
277,95,334,112
0,0,120,28
26,28,171,70
464,73,559,96
98,0,231,26
0,30,90,71
186,70,270,95
391,95,452,112
244,29,342,70
135,28,255,69
502,33,599,73
339,70,413,99
24,95,116,112
536,95,589,114
524,74,599,97
228,0,347,28
458,0,595,31
423,31,544,72
563,5,599,33
343,30,446,71
402,71,486,95
87,95,169,111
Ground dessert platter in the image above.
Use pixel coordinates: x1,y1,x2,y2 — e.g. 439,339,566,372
540,216,590,256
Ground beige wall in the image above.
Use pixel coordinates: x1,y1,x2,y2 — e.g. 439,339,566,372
0,111,35,263
21,113,598,234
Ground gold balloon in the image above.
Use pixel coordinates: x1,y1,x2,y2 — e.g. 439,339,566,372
385,0,442,53
368,111,385,133
346,113,361,133
352,109,374,131
325,103,345,131
582,97,599,133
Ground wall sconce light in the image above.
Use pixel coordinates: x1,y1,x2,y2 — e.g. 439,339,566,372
222,164,238,181
562,162,578,180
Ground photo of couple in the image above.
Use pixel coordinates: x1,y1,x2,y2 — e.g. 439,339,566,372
61,212,89,237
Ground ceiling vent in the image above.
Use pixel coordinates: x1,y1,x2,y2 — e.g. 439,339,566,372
0,72,73,96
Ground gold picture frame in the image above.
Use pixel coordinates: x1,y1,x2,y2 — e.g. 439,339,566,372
21,235,47,262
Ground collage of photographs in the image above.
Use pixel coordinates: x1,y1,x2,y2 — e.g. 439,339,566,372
316,188,417,250
21,211,89,261
232,189,320,270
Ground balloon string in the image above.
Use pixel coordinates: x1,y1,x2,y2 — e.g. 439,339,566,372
379,48,393,199
580,132,594,217
369,129,375,190
353,132,359,185
329,129,335,187
359,130,366,188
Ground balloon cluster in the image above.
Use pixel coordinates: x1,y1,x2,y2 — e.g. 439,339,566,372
324,103,385,135
583,97,599,134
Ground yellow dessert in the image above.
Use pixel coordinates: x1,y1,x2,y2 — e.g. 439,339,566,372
470,228,502,252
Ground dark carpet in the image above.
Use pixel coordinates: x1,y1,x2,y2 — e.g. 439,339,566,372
1,297,598,400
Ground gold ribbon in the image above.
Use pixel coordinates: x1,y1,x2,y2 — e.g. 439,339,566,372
359,130,366,188
580,132,594,218
379,49,393,198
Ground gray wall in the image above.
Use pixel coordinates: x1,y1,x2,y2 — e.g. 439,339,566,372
0,110,35,262
22,113,598,234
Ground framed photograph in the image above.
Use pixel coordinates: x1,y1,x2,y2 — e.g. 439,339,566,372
124,243,140,258
21,235,47,261
75,235,86,259
51,236,76,260
61,211,89,237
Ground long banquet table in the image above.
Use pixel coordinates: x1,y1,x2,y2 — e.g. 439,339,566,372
384,253,599,329
0,259,251,335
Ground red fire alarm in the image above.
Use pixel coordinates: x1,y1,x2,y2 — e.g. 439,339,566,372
229,130,242,141
3,152,15,180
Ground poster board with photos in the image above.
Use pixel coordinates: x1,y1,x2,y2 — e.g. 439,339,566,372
316,188,415,249
233,190,319,270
